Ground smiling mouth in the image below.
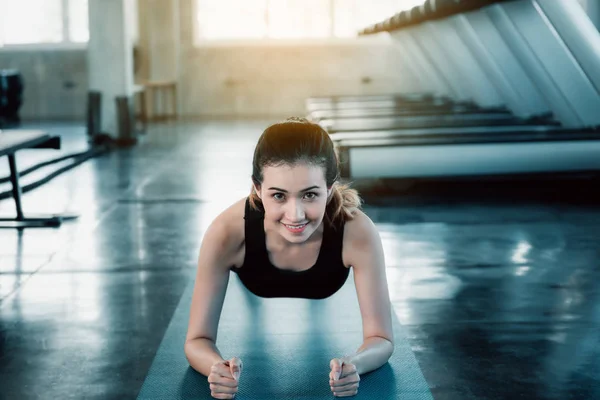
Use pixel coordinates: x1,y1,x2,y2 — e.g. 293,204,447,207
282,222,309,229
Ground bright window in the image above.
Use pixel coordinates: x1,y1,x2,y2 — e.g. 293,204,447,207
0,0,89,47
268,0,332,39
195,0,425,41
68,0,90,43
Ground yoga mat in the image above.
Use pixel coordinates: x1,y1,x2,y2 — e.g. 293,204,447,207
137,270,433,399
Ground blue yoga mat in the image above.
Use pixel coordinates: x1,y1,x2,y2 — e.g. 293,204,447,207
137,270,433,399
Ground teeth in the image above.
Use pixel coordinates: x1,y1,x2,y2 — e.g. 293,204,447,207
284,223,307,229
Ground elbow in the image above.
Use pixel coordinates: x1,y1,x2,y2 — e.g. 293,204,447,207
380,337,394,357
366,335,395,358
379,336,395,358
384,331,395,355
184,338,199,364
183,340,192,363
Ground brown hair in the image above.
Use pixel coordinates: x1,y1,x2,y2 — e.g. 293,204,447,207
248,117,362,226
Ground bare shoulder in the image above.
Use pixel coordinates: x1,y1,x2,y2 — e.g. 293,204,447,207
203,197,246,268
216,196,246,228
343,209,379,245
342,209,381,266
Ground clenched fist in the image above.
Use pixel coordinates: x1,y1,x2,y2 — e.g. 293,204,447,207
208,357,243,399
329,358,360,397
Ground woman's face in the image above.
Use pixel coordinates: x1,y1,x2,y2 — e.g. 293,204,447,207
256,162,331,244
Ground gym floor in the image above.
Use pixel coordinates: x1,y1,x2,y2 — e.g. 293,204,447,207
1,120,599,400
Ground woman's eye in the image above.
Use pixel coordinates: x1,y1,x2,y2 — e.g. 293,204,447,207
272,192,317,201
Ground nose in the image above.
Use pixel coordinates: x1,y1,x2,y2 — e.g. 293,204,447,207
285,198,305,222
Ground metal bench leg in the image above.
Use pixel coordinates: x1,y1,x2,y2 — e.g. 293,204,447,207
0,154,79,229
8,154,24,220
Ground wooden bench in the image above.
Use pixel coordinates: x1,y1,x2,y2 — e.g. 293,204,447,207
0,130,78,228
136,81,178,122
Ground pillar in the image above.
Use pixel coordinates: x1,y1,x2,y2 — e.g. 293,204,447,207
87,0,137,141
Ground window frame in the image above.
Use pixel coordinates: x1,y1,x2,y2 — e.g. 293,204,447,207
0,0,88,51
191,0,400,48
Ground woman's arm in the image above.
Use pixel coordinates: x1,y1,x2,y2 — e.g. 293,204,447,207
184,337,227,377
342,211,395,375
184,200,244,377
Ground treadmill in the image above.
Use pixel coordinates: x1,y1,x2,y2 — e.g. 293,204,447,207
307,1,510,122
306,94,496,114
305,79,512,118
308,103,510,122
305,86,512,120
313,2,558,134
319,112,557,133
330,0,600,180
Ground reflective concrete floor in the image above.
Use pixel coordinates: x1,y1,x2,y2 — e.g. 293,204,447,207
1,120,599,399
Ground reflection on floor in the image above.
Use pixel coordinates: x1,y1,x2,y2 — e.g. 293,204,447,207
1,120,599,400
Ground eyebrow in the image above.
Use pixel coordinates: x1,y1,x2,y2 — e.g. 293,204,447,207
267,186,320,193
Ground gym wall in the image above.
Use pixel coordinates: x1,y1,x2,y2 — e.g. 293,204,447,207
6,0,598,120
0,49,88,120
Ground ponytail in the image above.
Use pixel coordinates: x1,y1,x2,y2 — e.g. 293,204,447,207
248,183,261,210
325,182,362,227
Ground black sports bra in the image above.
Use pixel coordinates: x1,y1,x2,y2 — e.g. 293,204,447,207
230,198,350,299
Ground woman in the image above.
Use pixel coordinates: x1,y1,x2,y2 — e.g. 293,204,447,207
185,117,394,399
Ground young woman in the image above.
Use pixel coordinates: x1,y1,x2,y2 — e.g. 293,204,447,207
185,117,394,399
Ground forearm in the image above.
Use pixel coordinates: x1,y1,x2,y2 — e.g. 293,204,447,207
343,336,394,375
184,338,225,377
